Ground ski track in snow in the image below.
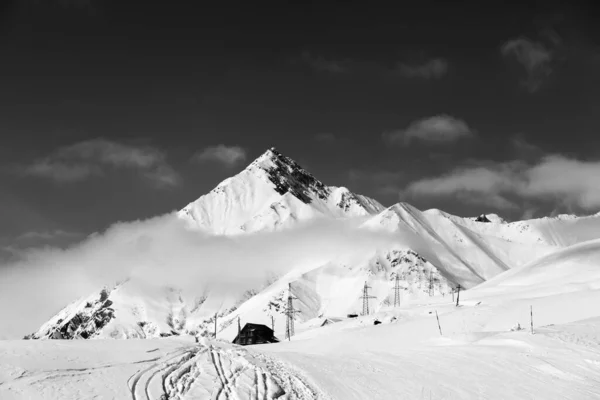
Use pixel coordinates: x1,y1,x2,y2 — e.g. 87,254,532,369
121,343,323,400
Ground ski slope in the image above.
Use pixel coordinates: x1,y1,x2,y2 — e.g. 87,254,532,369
4,288,600,399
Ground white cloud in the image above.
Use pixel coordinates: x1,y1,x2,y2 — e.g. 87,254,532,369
404,155,600,211
0,214,408,339
396,58,448,79
501,37,553,92
192,145,247,167
523,156,600,209
19,138,180,188
384,115,474,146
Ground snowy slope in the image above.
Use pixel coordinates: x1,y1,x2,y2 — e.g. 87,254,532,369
10,147,600,398
27,148,600,345
178,148,384,234
362,203,555,286
475,238,600,298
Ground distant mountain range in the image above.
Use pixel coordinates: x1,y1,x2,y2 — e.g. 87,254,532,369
28,148,600,341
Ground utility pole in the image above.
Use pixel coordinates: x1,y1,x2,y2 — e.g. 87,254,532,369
455,285,461,307
271,315,275,332
214,312,217,338
359,281,376,316
284,283,300,341
237,316,241,342
393,274,402,307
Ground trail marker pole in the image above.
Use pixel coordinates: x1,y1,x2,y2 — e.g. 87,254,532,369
456,285,461,307
530,305,534,334
435,310,443,336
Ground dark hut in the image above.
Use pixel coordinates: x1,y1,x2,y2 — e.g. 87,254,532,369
232,323,279,346
475,214,491,223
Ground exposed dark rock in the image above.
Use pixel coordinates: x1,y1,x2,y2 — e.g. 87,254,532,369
28,289,116,340
263,148,330,204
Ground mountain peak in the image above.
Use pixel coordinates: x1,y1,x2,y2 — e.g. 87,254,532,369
178,147,384,234
248,147,298,170
246,147,327,205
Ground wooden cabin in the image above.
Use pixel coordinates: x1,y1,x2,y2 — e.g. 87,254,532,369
232,323,279,346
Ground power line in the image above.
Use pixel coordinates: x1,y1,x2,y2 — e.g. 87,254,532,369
359,281,376,316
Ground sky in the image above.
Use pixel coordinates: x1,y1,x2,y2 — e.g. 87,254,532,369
1,0,600,254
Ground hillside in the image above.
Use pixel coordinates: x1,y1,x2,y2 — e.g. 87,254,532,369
26,148,600,344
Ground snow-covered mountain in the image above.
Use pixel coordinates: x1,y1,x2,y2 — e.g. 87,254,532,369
178,148,384,234
27,148,600,342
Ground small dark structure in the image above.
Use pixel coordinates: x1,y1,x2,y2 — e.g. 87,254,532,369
373,320,382,325
232,323,279,346
347,313,358,318
320,317,342,327
475,214,491,223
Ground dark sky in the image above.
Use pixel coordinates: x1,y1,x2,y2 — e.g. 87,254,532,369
1,0,600,252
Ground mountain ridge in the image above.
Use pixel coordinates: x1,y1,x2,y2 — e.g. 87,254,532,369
26,148,600,341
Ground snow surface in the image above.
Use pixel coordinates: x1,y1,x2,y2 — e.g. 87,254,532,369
5,148,600,398
4,280,600,399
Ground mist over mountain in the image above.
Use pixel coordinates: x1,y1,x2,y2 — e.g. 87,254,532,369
3,148,600,341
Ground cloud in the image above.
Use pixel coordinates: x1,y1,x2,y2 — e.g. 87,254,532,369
192,145,247,167
300,52,349,74
404,155,600,211
19,138,180,188
501,37,553,92
396,58,448,79
383,115,474,146
0,214,411,339
405,162,523,210
314,133,336,143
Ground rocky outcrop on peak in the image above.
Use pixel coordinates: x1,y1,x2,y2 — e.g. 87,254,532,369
262,149,329,204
